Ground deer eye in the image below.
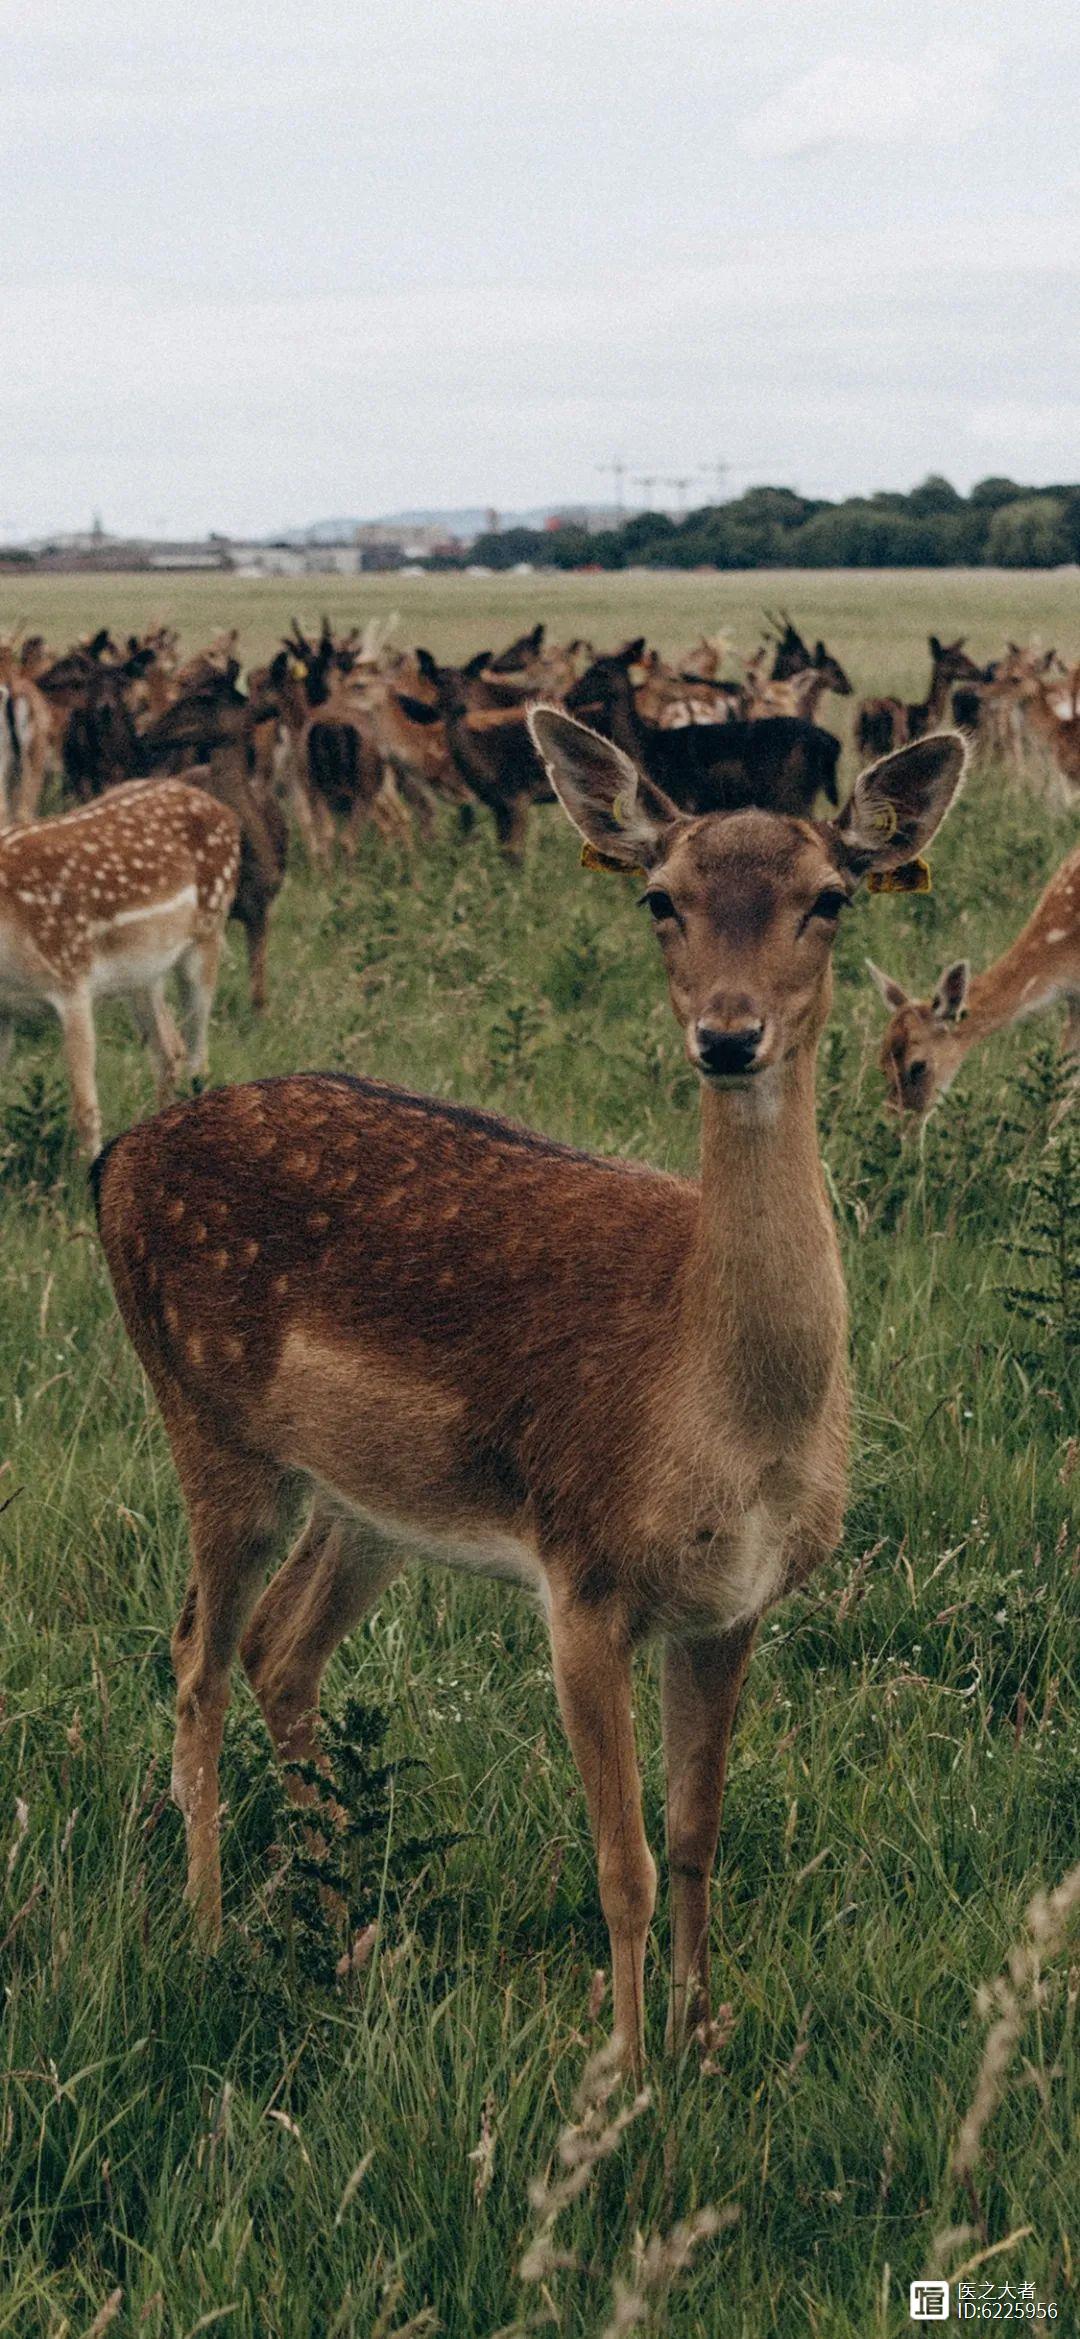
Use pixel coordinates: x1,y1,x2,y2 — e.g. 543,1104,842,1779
907,1058,928,1080
804,888,848,928
640,888,679,925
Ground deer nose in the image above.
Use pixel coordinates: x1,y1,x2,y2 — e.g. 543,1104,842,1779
694,1021,764,1077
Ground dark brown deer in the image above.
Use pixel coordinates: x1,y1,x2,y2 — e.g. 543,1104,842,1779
36,640,150,800
406,651,553,859
766,614,853,699
91,717,964,2070
139,683,288,1014
565,647,841,816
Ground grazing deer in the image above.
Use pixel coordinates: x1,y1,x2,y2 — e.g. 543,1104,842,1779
1,780,240,1154
870,840,1080,1118
92,720,964,2069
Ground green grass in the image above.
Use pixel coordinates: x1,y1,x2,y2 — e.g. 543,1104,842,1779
0,575,1078,2336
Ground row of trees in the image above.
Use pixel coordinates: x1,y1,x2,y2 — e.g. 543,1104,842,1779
452,478,1080,572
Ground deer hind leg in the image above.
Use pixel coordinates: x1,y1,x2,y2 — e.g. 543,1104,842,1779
169,1442,285,1936
240,1500,403,1794
394,764,438,843
128,981,187,1105
241,905,270,1015
492,795,529,864
548,1581,656,2074
286,764,323,864
174,932,222,1087
54,988,101,1156
661,1623,756,2052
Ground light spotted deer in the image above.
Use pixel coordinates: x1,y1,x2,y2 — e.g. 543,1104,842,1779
1,779,240,1155
91,721,965,2070
870,840,1080,1118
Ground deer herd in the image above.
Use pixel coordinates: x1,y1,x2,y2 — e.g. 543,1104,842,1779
3,601,1077,2070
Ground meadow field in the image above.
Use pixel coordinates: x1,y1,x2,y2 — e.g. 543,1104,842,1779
0,572,1077,2337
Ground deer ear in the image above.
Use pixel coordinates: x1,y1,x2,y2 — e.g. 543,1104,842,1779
831,732,966,878
933,959,970,1023
393,691,442,725
527,706,677,870
866,960,909,1015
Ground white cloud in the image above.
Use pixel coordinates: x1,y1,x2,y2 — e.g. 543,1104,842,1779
737,39,1000,157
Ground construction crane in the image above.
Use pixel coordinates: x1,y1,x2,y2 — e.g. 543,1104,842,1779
596,458,627,520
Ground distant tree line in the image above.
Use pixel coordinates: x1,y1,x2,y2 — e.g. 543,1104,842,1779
448,477,1080,572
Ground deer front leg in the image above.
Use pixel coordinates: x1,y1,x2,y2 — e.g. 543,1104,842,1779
547,1583,655,2074
55,988,101,1156
661,1622,756,2052
242,907,270,1015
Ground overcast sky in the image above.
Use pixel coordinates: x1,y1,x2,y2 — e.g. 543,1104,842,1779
4,0,1078,538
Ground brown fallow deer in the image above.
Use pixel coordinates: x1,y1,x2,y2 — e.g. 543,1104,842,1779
1014,674,1080,794
763,615,854,711
0,645,56,825
91,720,965,2069
262,625,413,864
856,636,981,761
1,779,240,1155
403,650,554,859
870,839,1080,1119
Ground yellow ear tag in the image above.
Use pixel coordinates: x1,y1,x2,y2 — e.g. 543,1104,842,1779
868,857,932,895
288,656,306,679
867,801,899,840
581,842,644,877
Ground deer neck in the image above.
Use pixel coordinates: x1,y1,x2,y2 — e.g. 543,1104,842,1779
681,1043,846,1439
958,936,1060,1046
603,673,646,761
1028,690,1063,742
925,663,952,724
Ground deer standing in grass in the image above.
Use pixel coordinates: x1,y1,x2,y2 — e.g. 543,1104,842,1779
870,840,1080,1118
92,721,965,2070
1,779,240,1155
0,648,54,825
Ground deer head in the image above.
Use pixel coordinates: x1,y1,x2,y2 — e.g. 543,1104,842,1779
529,712,966,1096
813,640,853,695
868,959,971,1114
